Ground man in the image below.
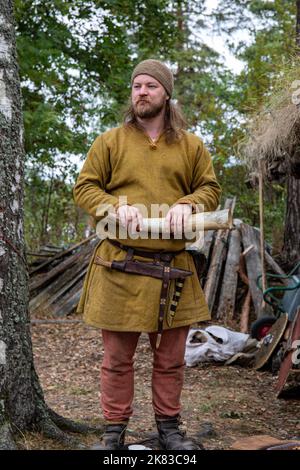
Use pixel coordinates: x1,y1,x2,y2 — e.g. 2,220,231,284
73,59,221,450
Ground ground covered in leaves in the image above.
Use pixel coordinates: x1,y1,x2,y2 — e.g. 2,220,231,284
19,316,300,450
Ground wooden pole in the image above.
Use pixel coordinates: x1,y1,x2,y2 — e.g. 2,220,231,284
240,223,272,318
203,199,236,313
29,234,97,275
258,159,267,304
240,289,251,333
216,228,241,321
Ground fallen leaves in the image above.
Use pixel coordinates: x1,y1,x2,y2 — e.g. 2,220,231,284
24,316,300,450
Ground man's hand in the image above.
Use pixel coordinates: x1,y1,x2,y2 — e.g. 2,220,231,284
116,205,143,232
164,204,192,236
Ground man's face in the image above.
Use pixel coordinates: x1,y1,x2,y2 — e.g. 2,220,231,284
131,74,169,119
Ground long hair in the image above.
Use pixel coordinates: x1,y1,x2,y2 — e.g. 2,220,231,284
123,98,187,144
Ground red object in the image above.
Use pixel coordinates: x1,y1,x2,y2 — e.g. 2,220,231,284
100,326,190,422
258,324,273,339
276,309,300,396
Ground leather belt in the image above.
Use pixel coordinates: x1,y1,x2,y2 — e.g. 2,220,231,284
94,239,193,348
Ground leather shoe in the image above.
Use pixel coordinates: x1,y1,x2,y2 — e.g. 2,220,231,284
156,416,202,450
90,423,127,450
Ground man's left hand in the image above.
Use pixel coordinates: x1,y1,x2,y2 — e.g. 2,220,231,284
164,204,192,236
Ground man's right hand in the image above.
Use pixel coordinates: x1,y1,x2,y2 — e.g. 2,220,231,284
116,205,143,232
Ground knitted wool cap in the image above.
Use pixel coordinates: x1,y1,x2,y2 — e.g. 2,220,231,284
131,59,174,97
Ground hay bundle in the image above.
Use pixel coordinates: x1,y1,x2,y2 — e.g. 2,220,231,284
240,61,300,182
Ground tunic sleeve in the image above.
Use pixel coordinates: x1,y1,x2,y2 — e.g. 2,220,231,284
73,135,119,219
176,139,221,212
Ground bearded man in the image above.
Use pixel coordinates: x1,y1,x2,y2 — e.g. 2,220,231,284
73,59,221,450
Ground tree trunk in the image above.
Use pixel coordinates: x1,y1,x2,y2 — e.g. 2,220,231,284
0,0,101,449
0,0,32,448
282,175,300,265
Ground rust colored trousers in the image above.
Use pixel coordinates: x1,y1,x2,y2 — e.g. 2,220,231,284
100,326,190,422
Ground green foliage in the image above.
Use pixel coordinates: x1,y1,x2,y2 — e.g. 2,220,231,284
217,163,286,249
24,167,88,251
165,1,240,164
16,0,181,249
18,0,297,251
214,0,297,250
18,0,239,249
224,0,297,112
15,0,180,164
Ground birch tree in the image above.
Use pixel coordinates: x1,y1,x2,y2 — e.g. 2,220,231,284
0,0,98,449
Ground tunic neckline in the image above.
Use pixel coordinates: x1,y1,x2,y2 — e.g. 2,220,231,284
131,124,165,147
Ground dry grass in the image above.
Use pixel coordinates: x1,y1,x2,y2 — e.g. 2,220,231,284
239,57,300,178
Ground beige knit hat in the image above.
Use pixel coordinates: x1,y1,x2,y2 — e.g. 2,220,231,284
131,59,174,97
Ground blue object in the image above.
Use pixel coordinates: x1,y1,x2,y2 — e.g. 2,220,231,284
257,261,300,322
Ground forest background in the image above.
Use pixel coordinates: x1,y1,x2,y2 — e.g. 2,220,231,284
17,0,299,256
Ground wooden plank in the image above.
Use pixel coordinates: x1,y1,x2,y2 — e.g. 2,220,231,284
240,223,272,318
240,289,251,333
50,281,84,317
31,319,83,324
29,256,89,311
29,237,97,294
204,198,236,313
216,229,241,321
42,267,87,308
231,435,300,450
27,252,54,258
264,250,288,284
29,234,97,275
188,231,216,286
30,266,88,314
237,247,251,286
201,230,215,259
59,290,83,316
29,251,82,293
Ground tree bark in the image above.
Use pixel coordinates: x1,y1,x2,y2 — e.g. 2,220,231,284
0,0,101,449
0,0,31,448
282,174,300,266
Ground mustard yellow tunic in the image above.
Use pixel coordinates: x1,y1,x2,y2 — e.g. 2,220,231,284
73,125,221,332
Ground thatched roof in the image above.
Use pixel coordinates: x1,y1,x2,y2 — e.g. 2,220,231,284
240,64,300,183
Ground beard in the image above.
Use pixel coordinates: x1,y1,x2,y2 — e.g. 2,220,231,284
133,99,165,119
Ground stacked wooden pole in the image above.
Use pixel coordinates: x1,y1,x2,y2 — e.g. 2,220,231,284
29,199,282,332
195,198,276,330
29,235,98,317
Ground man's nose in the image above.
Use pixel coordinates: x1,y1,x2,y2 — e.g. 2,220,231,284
138,85,148,95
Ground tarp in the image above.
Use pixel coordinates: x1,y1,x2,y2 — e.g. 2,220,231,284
185,326,249,367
